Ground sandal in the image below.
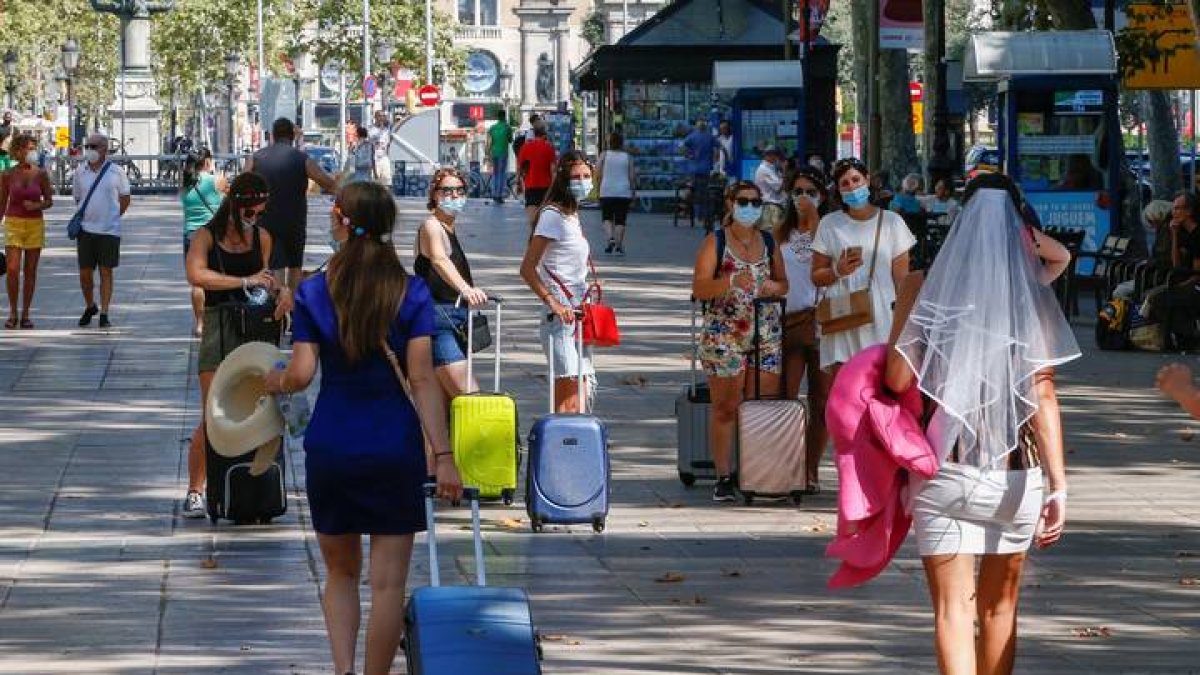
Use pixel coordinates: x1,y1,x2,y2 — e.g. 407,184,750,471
3,318,16,329
19,318,33,330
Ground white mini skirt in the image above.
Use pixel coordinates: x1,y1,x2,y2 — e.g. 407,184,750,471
913,462,1044,556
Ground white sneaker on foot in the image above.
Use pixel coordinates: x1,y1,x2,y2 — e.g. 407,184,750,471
182,491,206,519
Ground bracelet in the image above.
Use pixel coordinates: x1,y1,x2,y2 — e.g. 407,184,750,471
1045,490,1067,504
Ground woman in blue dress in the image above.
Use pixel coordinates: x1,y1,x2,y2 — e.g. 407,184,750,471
264,180,462,675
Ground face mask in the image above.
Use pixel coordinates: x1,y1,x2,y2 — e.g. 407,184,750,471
794,195,820,211
841,185,871,209
440,196,467,214
329,236,342,254
84,149,100,164
569,179,592,200
24,150,38,166
733,204,762,225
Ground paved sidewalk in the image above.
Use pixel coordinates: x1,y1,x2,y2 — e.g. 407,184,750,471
0,196,1196,674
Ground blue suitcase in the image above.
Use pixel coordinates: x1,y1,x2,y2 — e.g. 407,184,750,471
405,487,542,675
526,319,611,533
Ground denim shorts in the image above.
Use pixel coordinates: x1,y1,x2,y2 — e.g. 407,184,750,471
431,304,468,367
539,312,594,379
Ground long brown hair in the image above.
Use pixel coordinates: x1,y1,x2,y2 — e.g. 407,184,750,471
779,166,827,241
327,181,408,365
543,149,592,214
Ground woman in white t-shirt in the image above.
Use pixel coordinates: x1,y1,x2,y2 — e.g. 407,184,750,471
774,165,831,493
811,157,916,374
520,150,596,413
597,131,637,256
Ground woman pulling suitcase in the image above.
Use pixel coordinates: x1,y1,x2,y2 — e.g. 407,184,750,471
263,181,462,675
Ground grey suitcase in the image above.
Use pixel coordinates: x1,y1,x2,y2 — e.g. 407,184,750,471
676,299,715,486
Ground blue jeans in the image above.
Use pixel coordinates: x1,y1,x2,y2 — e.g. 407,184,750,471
491,154,508,201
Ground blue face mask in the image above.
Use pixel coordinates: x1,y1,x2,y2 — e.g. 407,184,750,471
569,179,593,200
733,204,762,225
841,185,871,208
329,236,342,253
440,196,467,214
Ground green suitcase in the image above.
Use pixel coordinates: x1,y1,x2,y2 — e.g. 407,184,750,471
450,298,520,504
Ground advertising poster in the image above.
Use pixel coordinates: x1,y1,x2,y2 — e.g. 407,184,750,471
880,0,924,50
1025,191,1110,274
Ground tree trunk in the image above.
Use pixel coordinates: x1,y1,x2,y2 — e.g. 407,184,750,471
880,49,919,184
922,0,944,175
851,0,870,156
1146,90,1182,199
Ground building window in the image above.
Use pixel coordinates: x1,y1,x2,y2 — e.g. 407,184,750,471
458,0,497,25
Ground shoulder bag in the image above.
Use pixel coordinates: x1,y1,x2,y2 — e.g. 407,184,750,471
214,227,282,346
68,161,111,241
544,258,621,347
815,208,884,335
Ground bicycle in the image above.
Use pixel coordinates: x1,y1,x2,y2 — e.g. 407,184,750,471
107,138,143,187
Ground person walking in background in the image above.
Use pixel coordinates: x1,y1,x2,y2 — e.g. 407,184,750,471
414,168,488,400
811,157,915,378
485,110,513,205
73,133,131,330
716,120,736,182
367,110,393,191
263,181,462,675
516,124,557,227
244,118,337,291
754,147,786,230
179,147,228,337
691,181,788,501
0,133,52,329
885,174,1077,675
182,172,288,519
682,118,718,229
775,166,830,493
344,125,376,185
596,132,637,256
519,150,597,413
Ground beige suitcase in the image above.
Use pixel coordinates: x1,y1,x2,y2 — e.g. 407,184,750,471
736,299,807,505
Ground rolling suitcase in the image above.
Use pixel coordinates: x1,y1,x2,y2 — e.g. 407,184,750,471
526,315,610,533
737,299,807,505
405,487,542,675
450,296,520,504
205,435,287,524
676,298,715,486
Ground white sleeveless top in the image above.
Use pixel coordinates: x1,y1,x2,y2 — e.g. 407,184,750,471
599,151,633,198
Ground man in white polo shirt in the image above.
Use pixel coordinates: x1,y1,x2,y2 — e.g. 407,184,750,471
72,133,131,329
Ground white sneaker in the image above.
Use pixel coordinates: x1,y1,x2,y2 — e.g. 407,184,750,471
182,491,206,519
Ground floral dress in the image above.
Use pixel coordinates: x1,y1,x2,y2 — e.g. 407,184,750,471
698,237,783,378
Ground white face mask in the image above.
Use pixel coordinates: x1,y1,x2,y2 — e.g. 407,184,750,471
84,149,100,164
24,150,39,166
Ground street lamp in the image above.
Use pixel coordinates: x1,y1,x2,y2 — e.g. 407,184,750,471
375,39,395,113
499,61,514,113
61,38,80,147
225,52,240,155
3,50,17,112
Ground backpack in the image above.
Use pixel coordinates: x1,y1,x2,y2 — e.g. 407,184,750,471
1095,297,1130,351
712,229,775,279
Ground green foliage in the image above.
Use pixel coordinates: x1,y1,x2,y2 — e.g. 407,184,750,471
150,0,265,103
582,11,608,50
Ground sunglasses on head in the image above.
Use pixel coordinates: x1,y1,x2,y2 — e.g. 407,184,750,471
437,185,466,196
792,188,821,198
734,197,764,208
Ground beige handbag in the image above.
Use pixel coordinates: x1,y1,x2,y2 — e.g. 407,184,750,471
816,210,883,335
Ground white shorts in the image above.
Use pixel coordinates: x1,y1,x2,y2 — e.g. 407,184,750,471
913,462,1044,557
539,313,595,380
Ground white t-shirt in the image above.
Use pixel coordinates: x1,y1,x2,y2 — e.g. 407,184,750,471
812,208,916,368
754,161,785,204
368,124,391,160
72,161,131,237
599,150,633,198
782,228,820,313
534,207,591,305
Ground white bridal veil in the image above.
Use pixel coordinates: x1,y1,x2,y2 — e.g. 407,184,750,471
895,188,1081,467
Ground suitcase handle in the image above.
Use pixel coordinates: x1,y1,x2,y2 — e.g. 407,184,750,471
422,485,486,587
547,308,588,414
689,296,699,397
458,294,503,393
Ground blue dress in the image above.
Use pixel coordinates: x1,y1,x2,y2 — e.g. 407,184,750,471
292,273,436,535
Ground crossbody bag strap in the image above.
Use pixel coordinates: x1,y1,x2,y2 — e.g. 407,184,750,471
541,265,575,302
77,161,112,218
193,182,216,215
864,208,885,291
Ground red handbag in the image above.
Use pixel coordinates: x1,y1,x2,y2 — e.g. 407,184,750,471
543,259,621,348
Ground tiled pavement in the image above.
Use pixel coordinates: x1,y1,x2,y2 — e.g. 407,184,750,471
0,195,1196,674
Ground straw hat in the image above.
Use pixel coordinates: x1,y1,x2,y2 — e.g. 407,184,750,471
206,342,286,471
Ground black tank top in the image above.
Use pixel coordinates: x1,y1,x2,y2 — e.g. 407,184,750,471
414,221,475,305
252,142,309,236
206,226,264,306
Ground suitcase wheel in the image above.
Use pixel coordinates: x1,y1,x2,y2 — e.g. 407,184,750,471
502,489,515,506
208,514,218,525
743,494,754,506
531,516,544,533
679,471,696,487
592,517,605,533
790,491,805,506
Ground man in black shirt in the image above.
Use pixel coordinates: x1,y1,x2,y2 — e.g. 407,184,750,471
1156,191,1200,349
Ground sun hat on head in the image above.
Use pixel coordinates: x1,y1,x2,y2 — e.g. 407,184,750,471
206,342,286,469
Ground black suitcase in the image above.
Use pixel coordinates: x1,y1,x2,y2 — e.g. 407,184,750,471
205,437,287,524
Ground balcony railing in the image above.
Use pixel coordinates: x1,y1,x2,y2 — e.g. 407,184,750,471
454,25,504,41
